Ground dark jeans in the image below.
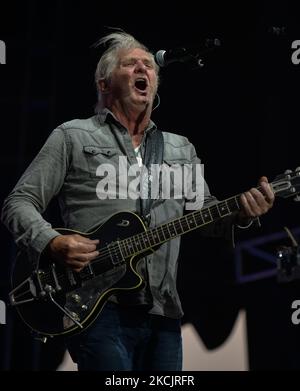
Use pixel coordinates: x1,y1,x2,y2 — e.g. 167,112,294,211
66,302,182,371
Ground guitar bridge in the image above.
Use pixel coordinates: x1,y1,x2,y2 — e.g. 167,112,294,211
10,267,61,306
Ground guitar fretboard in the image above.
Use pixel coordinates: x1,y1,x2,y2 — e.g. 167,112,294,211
119,195,241,257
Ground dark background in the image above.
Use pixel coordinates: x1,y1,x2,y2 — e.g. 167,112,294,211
0,0,300,370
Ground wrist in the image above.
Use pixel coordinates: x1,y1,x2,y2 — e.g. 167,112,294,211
47,234,63,255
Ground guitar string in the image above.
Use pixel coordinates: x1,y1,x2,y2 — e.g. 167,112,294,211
40,197,240,287
35,176,296,289
40,179,281,284
42,197,240,286
17,178,293,299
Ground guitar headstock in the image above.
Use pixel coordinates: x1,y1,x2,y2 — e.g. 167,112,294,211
272,167,300,201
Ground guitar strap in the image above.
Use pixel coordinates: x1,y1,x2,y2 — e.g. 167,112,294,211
140,128,164,222
115,129,163,308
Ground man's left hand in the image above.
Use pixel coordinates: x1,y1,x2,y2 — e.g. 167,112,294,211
238,176,275,222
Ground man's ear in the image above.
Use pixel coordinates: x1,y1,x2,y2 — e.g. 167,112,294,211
98,79,110,94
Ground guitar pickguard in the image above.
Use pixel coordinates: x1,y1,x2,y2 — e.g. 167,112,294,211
63,264,126,329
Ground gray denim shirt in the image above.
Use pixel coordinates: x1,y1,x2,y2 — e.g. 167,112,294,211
1,110,237,319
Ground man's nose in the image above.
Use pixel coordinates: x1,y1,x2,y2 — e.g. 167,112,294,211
134,60,147,72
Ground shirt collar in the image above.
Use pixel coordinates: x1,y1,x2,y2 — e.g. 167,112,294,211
97,107,157,134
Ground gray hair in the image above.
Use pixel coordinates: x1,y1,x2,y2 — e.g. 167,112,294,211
94,31,159,113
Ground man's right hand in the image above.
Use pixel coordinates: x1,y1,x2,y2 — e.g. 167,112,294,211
48,234,99,272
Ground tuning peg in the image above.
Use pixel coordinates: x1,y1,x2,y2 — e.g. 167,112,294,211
294,195,300,202
284,169,293,179
295,167,300,174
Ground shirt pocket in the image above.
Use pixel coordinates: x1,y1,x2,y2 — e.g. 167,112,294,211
83,146,120,178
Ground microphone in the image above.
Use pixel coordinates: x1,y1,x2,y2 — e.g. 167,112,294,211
154,38,221,67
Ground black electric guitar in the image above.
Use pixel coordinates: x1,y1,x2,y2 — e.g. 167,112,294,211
9,168,300,338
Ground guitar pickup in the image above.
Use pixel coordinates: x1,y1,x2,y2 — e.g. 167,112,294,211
107,241,125,266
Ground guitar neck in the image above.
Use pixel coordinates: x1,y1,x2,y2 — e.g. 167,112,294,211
119,194,241,257
118,170,300,258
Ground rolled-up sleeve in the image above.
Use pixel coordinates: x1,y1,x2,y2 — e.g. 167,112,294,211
1,127,69,265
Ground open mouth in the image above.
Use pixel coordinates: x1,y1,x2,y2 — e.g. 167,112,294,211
134,78,147,92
